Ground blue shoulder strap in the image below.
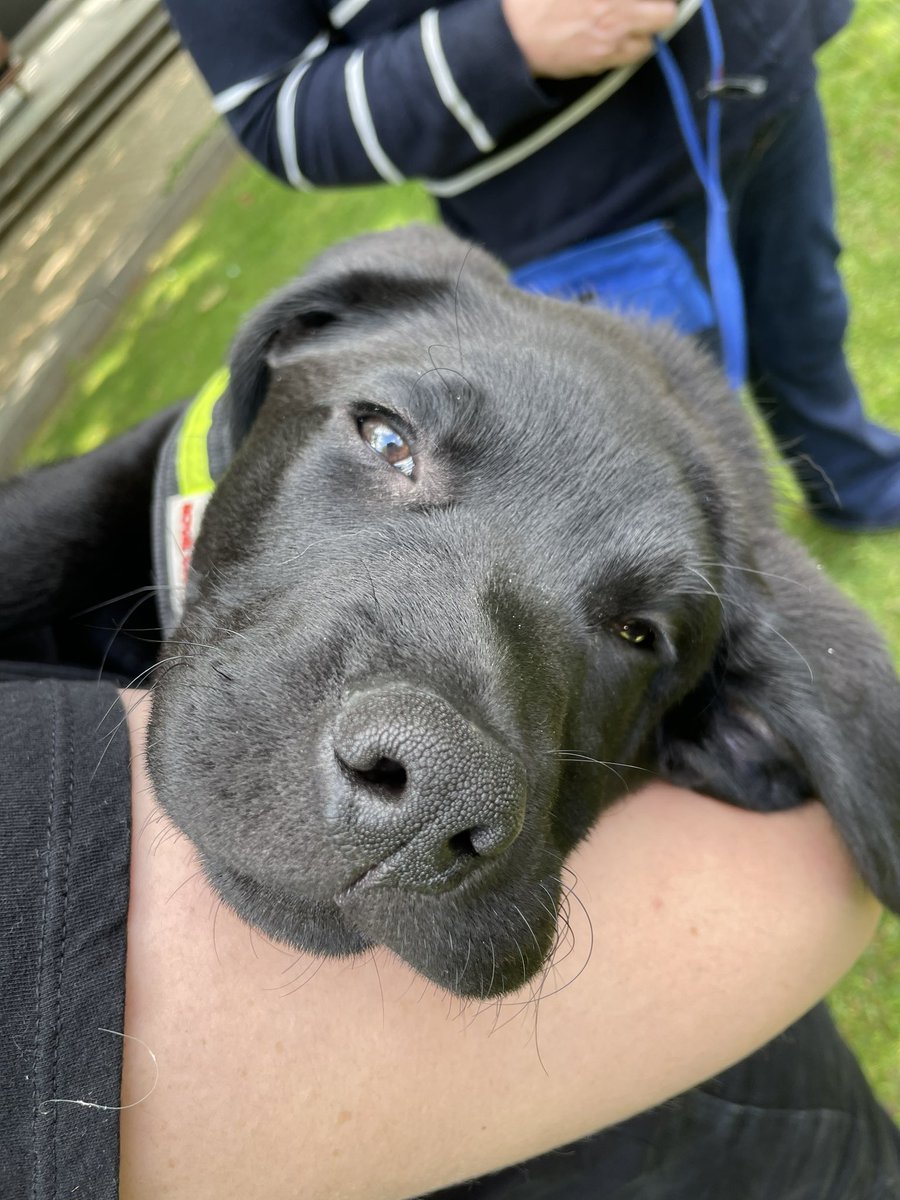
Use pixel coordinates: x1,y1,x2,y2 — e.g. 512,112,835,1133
654,1,747,389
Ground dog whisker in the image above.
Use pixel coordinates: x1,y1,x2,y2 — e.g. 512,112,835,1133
278,957,327,998
94,590,167,681
275,529,361,568
755,620,815,682
426,343,461,402
680,586,816,682
166,867,207,904
548,752,629,788
72,582,171,617
694,560,810,592
790,453,841,509
460,937,472,998
89,684,167,785
684,564,726,617
409,364,473,404
453,242,472,372
526,884,594,1004
511,902,544,962
552,751,649,773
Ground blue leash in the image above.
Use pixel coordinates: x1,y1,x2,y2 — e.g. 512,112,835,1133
654,1,747,389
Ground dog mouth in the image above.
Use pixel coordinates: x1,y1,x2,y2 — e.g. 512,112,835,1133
202,853,561,998
338,829,498,898
204,857,375,957
341,856,452,898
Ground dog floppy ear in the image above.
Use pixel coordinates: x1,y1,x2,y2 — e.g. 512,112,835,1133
226,225,505,442
0,406,178,672
658,525,900,912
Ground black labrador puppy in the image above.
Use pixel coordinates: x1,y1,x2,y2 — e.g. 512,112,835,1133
3,226,899,999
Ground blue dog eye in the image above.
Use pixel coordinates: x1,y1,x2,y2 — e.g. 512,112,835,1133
359,417,415,477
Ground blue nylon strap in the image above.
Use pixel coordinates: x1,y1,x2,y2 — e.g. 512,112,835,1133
654,0,747,389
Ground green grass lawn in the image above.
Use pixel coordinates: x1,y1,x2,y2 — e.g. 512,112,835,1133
805,3,900,1113
22,1,899,1111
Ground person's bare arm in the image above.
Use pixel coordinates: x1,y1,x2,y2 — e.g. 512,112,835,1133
119,689,879,1200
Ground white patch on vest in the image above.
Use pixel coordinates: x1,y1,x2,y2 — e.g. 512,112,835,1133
165,492,212,626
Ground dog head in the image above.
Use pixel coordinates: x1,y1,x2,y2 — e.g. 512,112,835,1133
148,226,900,997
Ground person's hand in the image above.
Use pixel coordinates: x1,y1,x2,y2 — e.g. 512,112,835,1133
502,0,679,78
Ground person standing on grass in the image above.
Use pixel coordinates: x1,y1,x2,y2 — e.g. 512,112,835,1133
165,0,900,531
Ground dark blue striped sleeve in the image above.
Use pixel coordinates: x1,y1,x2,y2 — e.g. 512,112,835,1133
163,0,560,187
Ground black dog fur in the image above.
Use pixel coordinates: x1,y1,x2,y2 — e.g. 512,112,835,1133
2,225,899,998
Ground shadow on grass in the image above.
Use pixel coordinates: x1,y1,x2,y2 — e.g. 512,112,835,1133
23,170,435,466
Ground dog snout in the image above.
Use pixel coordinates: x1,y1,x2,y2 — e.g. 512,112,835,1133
329,687,527,893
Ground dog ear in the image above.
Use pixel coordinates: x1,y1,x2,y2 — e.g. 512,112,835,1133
658,526,900,912
0,406,177,662
226,225,505,442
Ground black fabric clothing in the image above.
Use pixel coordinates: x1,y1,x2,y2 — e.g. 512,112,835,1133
0,404,176,684
430,1005,900,1198
0,677,131,1200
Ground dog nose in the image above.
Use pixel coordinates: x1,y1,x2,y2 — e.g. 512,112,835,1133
329,687,527,893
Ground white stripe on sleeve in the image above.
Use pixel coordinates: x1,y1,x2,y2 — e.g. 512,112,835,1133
276,61,314,188
215,72,278,115
330,0,372,30
420,9,496,154
421,0,703,198
344,50,404,183
213,33,329,115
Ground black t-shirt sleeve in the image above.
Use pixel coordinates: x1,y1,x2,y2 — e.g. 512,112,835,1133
0,678,131,1200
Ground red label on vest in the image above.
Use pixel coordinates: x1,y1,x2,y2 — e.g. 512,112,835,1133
165,491,212,624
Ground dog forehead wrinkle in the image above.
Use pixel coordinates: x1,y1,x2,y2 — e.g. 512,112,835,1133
276,352,483,445
471,295,667,380
464,433,703,570
378,365,482,434
448,344,674,469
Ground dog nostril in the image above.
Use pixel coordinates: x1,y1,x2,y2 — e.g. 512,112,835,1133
330,689,527,891
338,753,408,795
447,828,478,859
447,825,508,861
358,756,408,791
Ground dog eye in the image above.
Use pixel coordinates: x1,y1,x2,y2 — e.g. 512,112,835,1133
358,416,415,477
616,619,658,649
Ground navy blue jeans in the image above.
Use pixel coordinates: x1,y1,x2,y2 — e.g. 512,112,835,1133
429,1004,900,1198
679,88,900,526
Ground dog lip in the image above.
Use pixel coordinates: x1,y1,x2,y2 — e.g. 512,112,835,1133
199,856,374,957
336,846,478,902
340,859,383,896
208,852,349,909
